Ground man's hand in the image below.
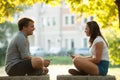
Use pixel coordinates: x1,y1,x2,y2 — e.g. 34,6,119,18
44,59,50,67
70,55,75,59
70,54,83,59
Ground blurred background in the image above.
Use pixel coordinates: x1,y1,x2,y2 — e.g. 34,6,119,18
0,0,120,80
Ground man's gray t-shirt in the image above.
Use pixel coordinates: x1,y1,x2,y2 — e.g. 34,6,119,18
5,31,30,73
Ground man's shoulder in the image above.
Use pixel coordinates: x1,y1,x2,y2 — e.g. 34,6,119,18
14,32,26,41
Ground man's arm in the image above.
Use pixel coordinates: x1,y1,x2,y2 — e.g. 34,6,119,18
22,56,32,60
16,34,31,60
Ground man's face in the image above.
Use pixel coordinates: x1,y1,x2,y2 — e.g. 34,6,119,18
24,21,35,36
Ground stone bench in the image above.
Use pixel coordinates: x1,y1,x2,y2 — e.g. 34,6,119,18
0,75,49,80
57,75,116,80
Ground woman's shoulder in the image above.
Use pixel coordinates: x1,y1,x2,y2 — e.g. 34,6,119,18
94,36,104,43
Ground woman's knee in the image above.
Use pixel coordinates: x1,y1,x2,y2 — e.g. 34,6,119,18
73,56,82,65
31,57,44,69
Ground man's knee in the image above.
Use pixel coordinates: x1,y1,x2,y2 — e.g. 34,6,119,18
31,57,44,69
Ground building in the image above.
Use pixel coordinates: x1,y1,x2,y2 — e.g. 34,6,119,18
17,3,93,52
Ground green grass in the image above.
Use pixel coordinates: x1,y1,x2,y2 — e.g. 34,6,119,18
44,55,120,80
108,68,120,80
44,55,73,65
1,55,120,80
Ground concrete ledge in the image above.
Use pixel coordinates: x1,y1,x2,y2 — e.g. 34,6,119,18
57,75,116,80
0,75,49,80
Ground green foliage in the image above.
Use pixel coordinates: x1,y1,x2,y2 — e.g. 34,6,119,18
0,46,7,66
0,0,61,23
104,28,120,65
0,21,17,46
0,0,119,29
66,0,118,28
0,22,17,66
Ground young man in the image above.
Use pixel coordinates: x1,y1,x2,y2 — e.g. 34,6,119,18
5,17,50,76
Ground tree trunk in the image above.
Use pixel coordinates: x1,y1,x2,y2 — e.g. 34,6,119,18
115,0,120,28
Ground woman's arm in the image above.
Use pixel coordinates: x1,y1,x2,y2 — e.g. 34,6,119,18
87,42,103,64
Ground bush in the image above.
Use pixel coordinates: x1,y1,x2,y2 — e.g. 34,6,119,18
104,28,120,65
0,47,6,66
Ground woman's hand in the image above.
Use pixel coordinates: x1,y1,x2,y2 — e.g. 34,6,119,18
70,54,83,59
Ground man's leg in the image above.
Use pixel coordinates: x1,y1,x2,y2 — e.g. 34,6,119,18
31,57,44,69
7,60,39,76
31,57,50,75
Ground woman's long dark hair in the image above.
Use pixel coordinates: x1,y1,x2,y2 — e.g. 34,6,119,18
87,21,108,47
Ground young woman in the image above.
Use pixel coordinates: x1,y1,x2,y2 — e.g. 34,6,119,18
69,21,109,76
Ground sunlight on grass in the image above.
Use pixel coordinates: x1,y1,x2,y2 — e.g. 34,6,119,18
0,66,120,80
108,68,120,80
0,55,120,80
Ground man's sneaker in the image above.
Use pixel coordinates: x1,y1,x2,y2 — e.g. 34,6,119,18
42,67,49,75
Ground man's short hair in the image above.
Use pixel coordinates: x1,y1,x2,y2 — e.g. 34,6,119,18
18,18,34,31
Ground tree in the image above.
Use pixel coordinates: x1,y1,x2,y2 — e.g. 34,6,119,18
66,0,118,28
0,21,17,66
0,0,61,23
104,28,120,65
0,21,17,47
0,0,119,28
115,0,120,28
0,0,120,65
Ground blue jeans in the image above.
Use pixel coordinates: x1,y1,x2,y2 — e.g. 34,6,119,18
97,60,109,75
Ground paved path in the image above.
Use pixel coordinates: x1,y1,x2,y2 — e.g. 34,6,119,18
1,65,119,80
0,65,74,80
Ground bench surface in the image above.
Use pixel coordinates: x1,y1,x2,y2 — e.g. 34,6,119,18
57,75,116,80
0,75,49,80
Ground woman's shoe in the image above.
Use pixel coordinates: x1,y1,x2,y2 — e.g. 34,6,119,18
68,69,81,75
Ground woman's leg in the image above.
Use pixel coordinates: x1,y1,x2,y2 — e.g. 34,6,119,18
73,57,99,75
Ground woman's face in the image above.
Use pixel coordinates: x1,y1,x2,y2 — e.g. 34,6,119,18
85,24,90,36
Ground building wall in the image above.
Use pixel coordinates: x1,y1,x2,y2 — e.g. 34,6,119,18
18,3,91,52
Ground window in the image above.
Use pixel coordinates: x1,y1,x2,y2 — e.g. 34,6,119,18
90,16,94,20
41,18,46,27
83,38,87,48
65,16,68,25
65,39,68,49
71,39,74,49
84,18,87,23
57,39,60,46
71,16,75,24
47,17,50,26
48,40,51,49
40,17,44,27
52,17,56,26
